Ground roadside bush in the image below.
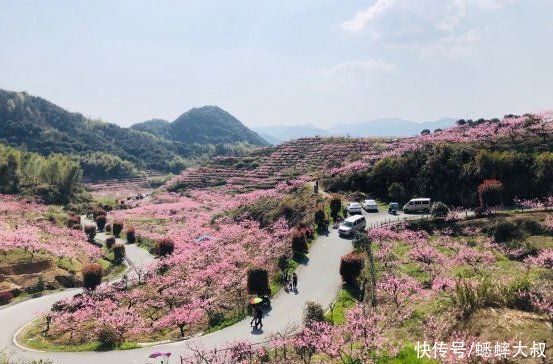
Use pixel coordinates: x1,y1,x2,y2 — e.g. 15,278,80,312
407,219,434,234
92,207,107,219
303,301,324,326
278,254,290,273
302,226,314,239
314,208,328,231
492,220,521,243
112,220,124,237
82,263,103,290
105,236,116,249
478,179,504,208
95,214,107,231
431,201,449,219
0,291,14,305
339,253,365,285
97,325,120,349
157,238,175,256
292,231,309,256
126,227,136,244
113,243,126,263
67,215,81,229
247,268,270,296
84,224,97,243
329,197,342,220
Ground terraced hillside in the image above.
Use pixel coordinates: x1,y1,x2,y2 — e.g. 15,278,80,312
168,137,389,191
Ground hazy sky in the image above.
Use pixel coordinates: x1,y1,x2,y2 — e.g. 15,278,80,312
1,0,552,127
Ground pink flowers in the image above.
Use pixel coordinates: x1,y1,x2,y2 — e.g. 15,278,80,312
0,195,101,261
377,273,423,309
525,249,553,269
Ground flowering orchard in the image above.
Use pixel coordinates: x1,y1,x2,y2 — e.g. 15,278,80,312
43,185,319,345
0,195,101,262
181,212,552,363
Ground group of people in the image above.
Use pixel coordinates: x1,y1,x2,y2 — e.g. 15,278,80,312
250,305,263,329
250,272,299,331
283,271,298,292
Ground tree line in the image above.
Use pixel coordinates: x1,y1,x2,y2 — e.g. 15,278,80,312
326,143,553,207
0,143,82,203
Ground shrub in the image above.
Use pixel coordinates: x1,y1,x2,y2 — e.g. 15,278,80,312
292,231,308,256
0,291,14,305
113,243,126,263
112,220,124,237
82,263,103,290
329,197,342,220
303,301,324,326
97,325,120,349
95,214,107,231
67,215,81,229
518,219,544,235
126,227,136,244
247,268,270,296
105,236,116,249
92,207,107,219
492,220,521,243
303,226,314,239
478,179,504,208
314,208,328,231
84,224,97,243
339,253,365,285
431,201,449,219
157,238,175,256
278,254,290,273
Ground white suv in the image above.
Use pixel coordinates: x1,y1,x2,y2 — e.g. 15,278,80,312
346,202,363,215
362,199,378,212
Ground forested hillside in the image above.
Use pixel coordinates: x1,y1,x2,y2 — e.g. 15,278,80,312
131,106,269,146
0,143,83,204
0,90,266,179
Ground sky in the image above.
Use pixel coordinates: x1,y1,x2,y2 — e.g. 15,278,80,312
0,0,552,128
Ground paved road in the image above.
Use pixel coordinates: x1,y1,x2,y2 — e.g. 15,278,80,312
0,211,413,364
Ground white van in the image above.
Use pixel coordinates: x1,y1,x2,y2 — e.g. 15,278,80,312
403,198,431,213
338,215,366,236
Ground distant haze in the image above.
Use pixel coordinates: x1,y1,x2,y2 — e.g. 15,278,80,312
253,118,456,144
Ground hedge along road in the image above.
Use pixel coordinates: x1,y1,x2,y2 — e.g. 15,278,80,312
1,211,418,364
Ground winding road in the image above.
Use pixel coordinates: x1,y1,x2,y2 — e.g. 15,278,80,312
0,211,413,364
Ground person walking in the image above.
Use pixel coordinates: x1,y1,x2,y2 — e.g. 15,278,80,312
250,305,258,327
255,306,263,329
292,272,298,291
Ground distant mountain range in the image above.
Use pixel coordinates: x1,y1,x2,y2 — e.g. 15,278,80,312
0,89,268,176
253,117,457,144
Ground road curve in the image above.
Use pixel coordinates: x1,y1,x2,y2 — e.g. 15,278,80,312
1,212,411,364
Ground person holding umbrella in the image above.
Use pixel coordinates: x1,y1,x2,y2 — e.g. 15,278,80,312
249,297,263,328
254,305,263,329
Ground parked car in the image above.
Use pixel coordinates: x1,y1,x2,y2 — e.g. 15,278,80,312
403,198,431,213
338,215,366,236
388,202,399,215
362,199,379,212
346,202,363,215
